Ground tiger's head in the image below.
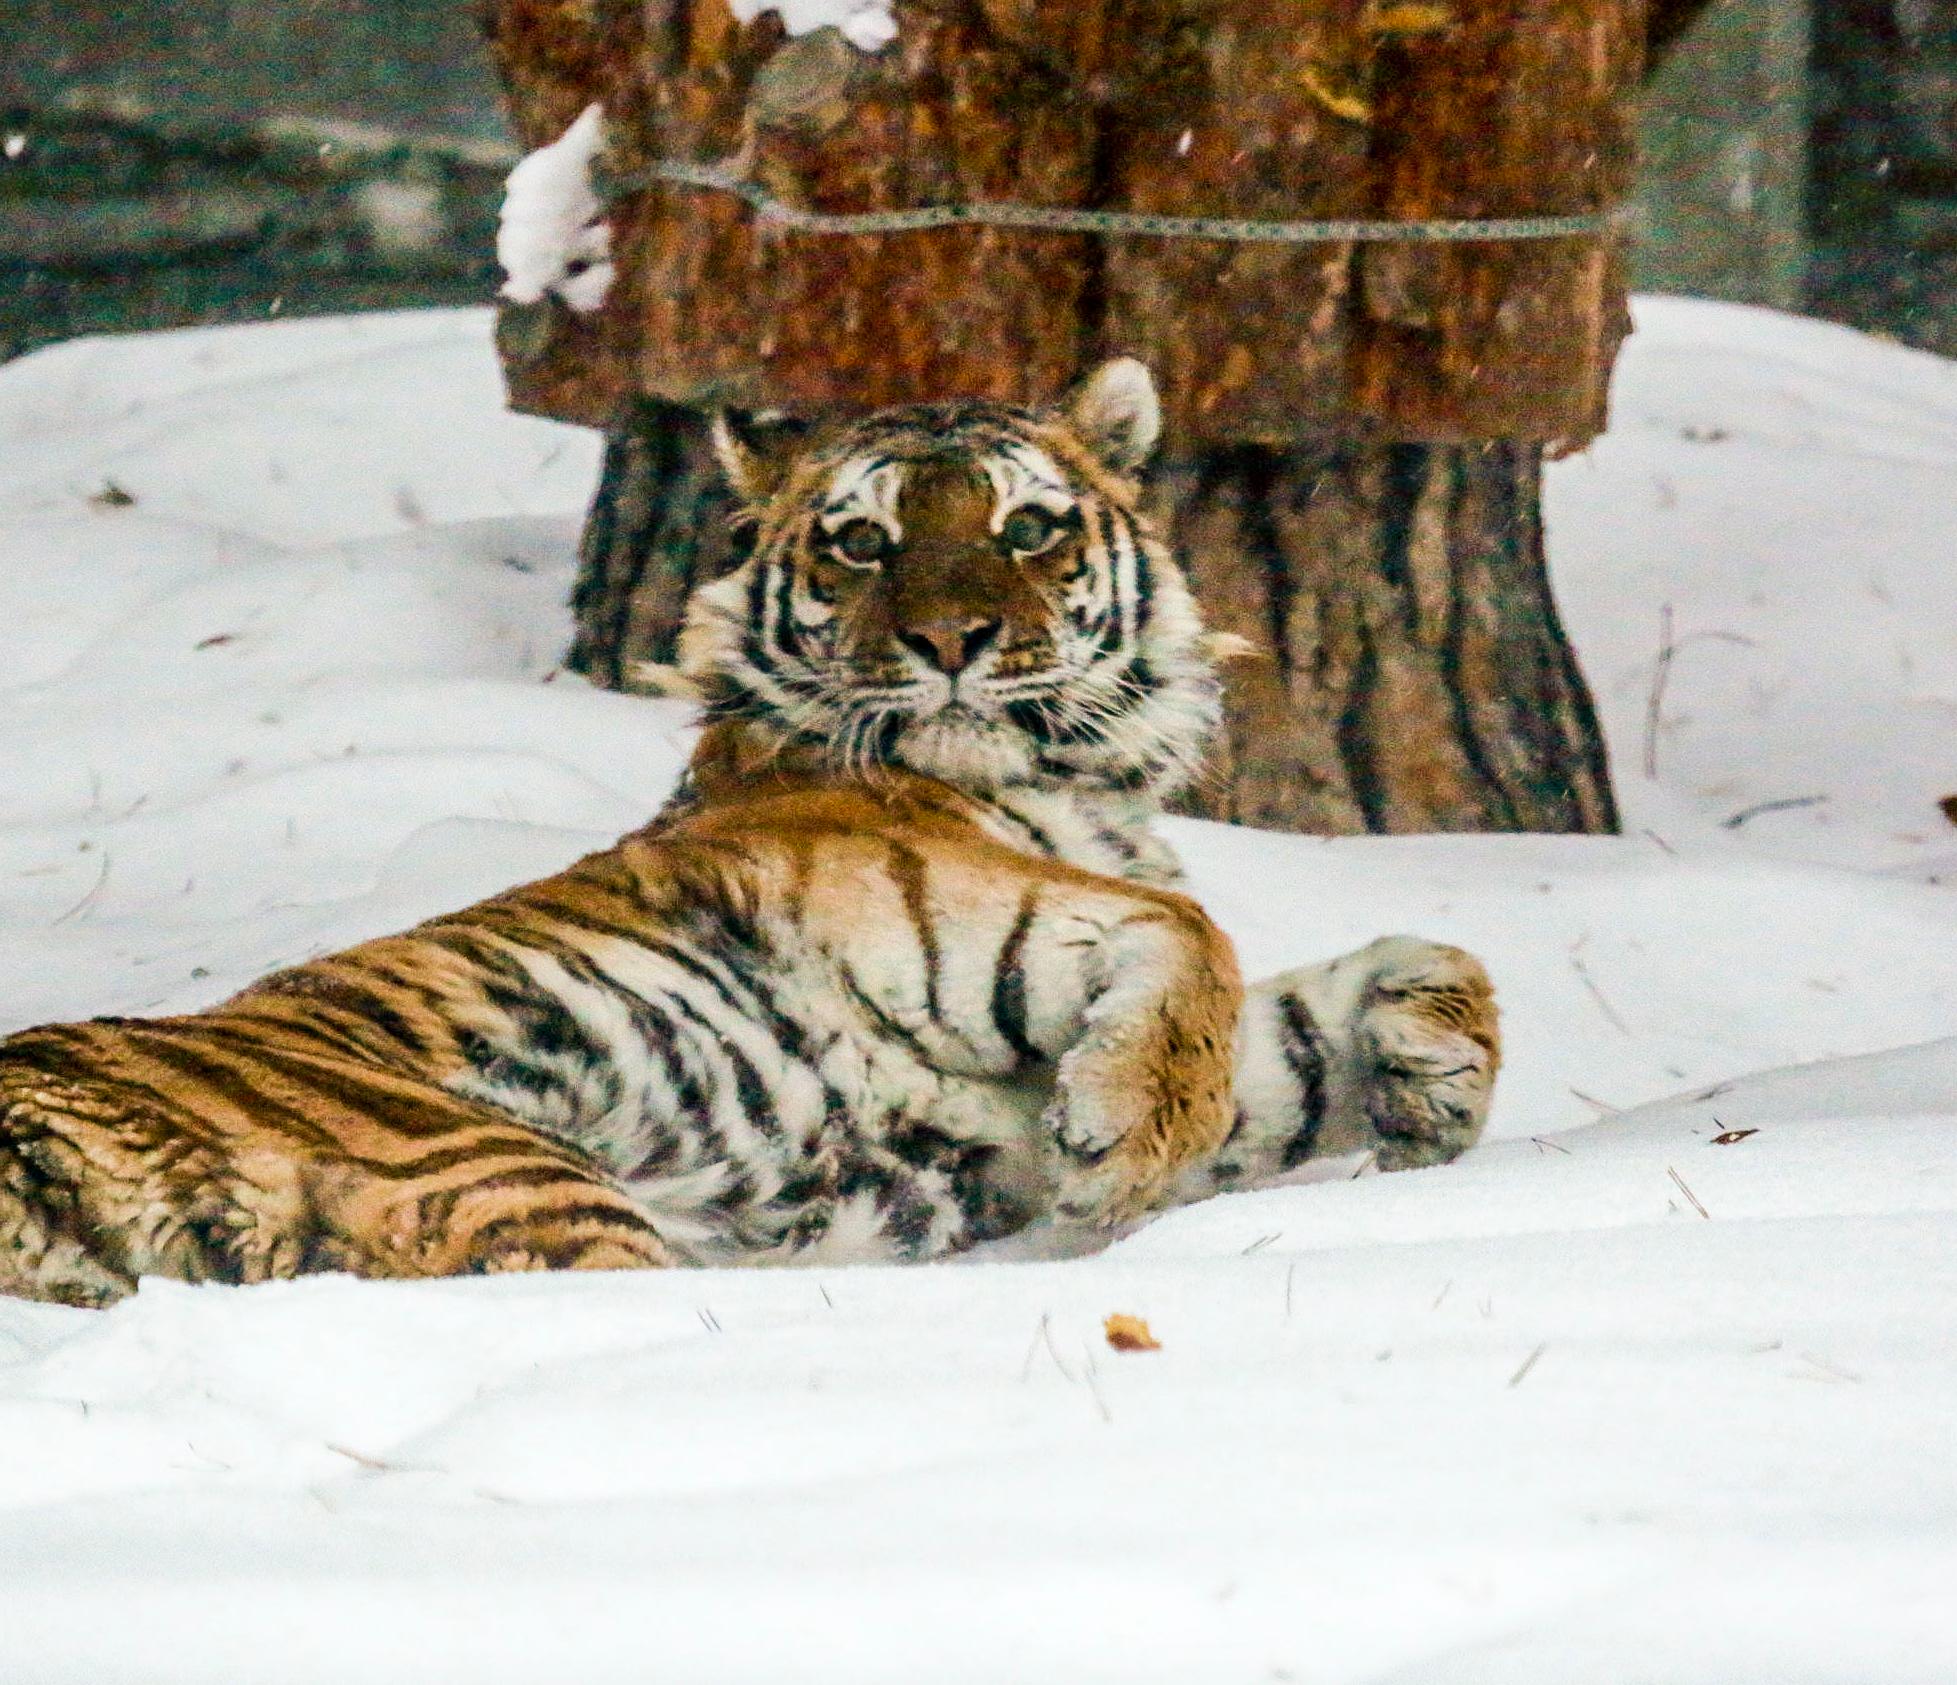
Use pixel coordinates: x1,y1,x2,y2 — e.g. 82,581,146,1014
678,360,1223,802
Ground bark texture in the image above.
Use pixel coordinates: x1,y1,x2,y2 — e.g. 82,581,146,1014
484,0,1640,446
567,400,738,688
1160,442,1616,831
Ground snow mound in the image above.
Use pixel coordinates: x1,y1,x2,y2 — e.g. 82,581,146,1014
1,299,1954,1681
496,104,614,314
728,0,899,53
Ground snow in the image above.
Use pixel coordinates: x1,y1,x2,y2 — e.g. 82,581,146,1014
2,297,1955,1679
728,0,899,53
496,104,613,314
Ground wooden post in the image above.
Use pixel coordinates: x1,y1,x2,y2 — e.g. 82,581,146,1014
1161,441,1616,832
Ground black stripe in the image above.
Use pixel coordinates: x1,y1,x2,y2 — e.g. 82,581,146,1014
993,798,1061,858
990,889,1043,1066
1129,521,1155,637
537,944,724,1152
1274,995,1330,1169
1005,695,1061,745
124,1028,350,1152
771,554,803,658
464,1202,657,1267
132,1030,586,1181
565,938,783,1139
885,842,945,1025
838,961,931,1062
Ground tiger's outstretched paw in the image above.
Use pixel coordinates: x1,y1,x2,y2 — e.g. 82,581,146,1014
1348,938,1499,1171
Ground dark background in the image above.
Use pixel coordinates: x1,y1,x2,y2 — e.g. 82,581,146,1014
0,0,1951,366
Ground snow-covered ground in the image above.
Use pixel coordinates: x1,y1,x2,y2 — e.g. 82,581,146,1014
0,299,1953,1681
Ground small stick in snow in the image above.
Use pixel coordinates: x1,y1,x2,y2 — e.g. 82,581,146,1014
1642,607,1755,780
1020,1311,1077,1385
696,1305,722,1333
1643,602,1676,780
324,1441,427,1474
1568,941,1630,1035
1079,1347,1114,1423
1040,1314,1078,1384
1284,1263,1296,1321
51,852,111,926
1018,1315,1045,1381
818,1282,834,1308
1569,1087,1618,1113
1666,1165,1710,1219
1530,1136,1573,1156
1792,1351,1861,1384
1241,1230,1282,1255
1431,1279,1454,1311
1721,794,1827,830
1507,1342,1548,1388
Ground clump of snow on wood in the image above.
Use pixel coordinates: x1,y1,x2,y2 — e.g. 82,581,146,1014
728,0,898,52
1,299,1955,1681
496,103,613,314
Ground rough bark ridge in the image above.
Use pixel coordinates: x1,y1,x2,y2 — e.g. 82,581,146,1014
568,401,737,688
1161,442,1616,831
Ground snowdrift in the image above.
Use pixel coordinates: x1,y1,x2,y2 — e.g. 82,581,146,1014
1,299,1953,1682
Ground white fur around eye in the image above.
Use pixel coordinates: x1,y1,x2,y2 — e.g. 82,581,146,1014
984,446,1074,534
822,457,906,526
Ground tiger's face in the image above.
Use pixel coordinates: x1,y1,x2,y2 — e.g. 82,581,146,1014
679,360,1222,799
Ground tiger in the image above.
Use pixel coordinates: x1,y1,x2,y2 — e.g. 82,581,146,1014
0,359,1498,1307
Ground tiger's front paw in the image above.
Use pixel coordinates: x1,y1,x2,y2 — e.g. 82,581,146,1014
1047,1035,1234,1228
1349,938,1499,1170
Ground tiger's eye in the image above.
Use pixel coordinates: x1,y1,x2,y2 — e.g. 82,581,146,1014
1001,506,1064,555
830,519,891,567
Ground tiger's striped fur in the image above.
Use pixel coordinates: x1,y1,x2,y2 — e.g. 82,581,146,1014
0,361,1498,1306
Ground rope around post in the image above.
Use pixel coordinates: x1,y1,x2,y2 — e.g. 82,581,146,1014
598,157,1630,244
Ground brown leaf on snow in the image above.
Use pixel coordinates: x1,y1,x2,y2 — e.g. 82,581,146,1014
1711,1128,1759,1145
1104,1314,1161,1353
1939,795,1957,827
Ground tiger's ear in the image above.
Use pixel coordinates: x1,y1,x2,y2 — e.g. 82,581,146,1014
1063,358,1161,473
710,408,811,506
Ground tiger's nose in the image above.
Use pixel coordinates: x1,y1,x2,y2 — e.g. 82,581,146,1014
897,617,1002,675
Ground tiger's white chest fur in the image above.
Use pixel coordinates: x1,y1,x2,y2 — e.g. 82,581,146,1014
977,783,1186,888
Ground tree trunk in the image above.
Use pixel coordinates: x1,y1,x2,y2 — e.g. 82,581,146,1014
568,416,1617,836
567,400,737,689
1160,441,1616,832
